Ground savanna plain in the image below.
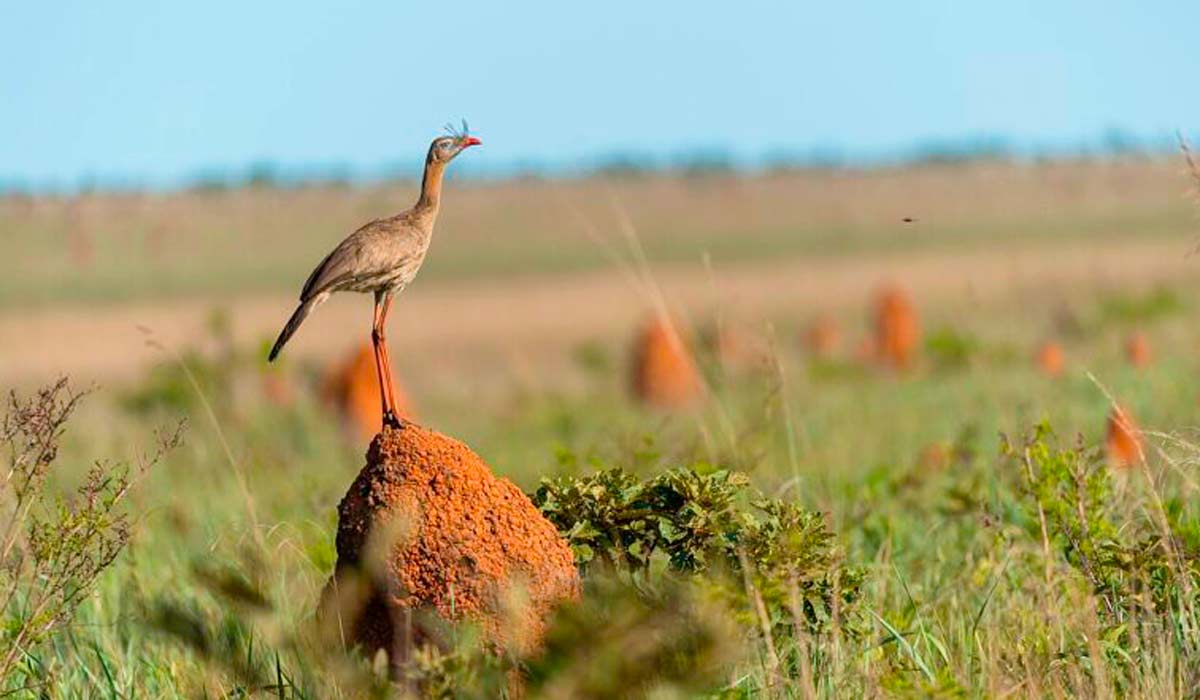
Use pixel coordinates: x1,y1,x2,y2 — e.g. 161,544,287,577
4,156,1200,698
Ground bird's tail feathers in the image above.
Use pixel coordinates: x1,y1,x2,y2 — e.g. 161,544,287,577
268,297,321,362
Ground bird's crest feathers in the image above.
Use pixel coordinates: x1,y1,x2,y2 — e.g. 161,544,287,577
443,119,471,141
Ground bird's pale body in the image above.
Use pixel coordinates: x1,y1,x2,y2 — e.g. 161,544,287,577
302,213,433,300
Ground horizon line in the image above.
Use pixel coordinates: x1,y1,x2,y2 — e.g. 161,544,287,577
0,127,1187,196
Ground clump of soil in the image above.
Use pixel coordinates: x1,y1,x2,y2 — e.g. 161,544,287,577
1106,404,1144,468
631,314,703,408
321,343,413,440
1035,341,1065,377
872,284,920,370
802,314,841,359
1125,332,1152,368
323,422,580,665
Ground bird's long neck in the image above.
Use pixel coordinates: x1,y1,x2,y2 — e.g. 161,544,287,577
414,156,446,219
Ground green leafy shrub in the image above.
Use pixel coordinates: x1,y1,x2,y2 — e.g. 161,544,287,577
532,465,865,639
1011,424,1200,623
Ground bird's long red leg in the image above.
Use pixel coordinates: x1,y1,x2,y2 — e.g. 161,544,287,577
375,292,402,428
371,294,400,429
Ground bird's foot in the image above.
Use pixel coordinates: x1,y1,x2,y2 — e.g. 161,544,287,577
382,410,404,430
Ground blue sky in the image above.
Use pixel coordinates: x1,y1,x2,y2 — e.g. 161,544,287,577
3,1,1198,188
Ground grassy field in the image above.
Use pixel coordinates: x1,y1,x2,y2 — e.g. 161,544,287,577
0,158,1191,308
4,156,1200,697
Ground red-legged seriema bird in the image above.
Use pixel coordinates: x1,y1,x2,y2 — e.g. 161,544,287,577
268,122,481,428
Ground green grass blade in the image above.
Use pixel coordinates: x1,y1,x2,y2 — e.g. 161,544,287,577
868,609,935,683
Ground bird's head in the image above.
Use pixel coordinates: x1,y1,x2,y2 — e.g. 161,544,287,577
428,120,481,164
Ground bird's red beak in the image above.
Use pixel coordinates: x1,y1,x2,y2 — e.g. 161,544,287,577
463,136,482,147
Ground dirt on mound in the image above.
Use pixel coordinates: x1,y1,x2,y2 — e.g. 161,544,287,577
321,343,413,440
630,314,703,408
322,422,580,665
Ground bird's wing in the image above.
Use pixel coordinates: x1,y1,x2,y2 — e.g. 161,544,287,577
298,219,385,300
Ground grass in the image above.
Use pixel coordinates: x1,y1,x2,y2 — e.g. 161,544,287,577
6,285,1200,697
4,156,1200,696
0,158,1192,308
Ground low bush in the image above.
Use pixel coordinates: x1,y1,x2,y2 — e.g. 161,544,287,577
532,465,866,640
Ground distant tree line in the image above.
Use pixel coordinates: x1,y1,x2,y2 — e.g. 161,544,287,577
0,128,1186,196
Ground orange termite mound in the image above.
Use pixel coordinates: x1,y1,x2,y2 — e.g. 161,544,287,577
631,315,703,408
321,343,413,440
1125,332,1152,368
322,423,580,666
1105,405,1145,468
872,284,920,370
1035,341,1065,377
803,315,841,359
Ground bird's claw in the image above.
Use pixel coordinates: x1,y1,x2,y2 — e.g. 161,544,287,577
382,410,404,430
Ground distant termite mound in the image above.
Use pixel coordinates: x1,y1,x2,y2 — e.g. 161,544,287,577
631,314,703,408
321,423,580,667
872,284,920,370
1105,404,1144,468
1125,332,1152,368
802,314,841,359
1035,341,1065,377
321,343,413,440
